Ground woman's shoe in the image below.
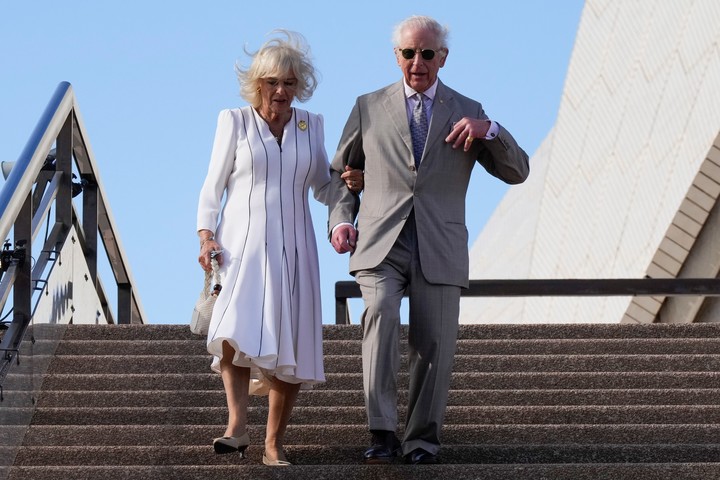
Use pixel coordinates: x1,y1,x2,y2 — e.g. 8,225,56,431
213,432,250,457
262,452,292,466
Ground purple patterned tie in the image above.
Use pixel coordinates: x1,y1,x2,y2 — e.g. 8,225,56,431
410,93,428,167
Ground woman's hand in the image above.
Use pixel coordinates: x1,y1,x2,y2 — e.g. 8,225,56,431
197,230,223,271
341,165,364,193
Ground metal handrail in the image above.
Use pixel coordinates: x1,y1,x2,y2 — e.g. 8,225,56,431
0,82,145,324
334,278,720,324
0,81,147,391
0,83,73,240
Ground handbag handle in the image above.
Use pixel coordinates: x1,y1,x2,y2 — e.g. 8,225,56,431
203,258,222,298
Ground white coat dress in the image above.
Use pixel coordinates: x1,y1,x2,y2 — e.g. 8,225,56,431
197,106,331,394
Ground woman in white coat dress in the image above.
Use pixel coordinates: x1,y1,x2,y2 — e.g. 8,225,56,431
196,31,362,466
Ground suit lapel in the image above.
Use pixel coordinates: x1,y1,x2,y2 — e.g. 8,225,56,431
382,81,414,157
423,81,455,164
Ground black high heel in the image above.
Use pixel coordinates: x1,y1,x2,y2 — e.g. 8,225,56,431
213,432,250,457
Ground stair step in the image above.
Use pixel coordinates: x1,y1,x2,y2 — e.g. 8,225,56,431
32,388,720,408
42,353,720,374
47,337,720,356
6,463,720,480
27,371,720,391
16,424,720,447
55,323,720,341
455,338,720,355
455,323,720,340
23,405,720,427
11,444,720,466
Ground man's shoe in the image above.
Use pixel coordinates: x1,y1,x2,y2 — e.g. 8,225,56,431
405,448,438,465
363,430,401,464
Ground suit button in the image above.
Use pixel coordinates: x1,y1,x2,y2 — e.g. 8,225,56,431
409,165,416,172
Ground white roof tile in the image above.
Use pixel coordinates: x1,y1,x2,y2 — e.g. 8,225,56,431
462,0,720,324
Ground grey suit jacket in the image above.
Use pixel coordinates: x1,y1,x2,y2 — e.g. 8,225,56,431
329,80,529,288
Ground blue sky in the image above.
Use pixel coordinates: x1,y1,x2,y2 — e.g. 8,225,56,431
0,1,584,326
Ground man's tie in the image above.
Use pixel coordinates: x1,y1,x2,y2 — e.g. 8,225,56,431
410,93,428,167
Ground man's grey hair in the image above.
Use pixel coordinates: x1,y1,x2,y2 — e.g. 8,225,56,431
391,15,450,51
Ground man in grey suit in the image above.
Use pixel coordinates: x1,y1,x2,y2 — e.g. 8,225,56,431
329,15,529,464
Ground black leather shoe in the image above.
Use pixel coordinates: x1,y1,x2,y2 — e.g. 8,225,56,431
405,448,438,465
363,430,401,464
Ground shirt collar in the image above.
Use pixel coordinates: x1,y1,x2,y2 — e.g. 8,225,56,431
403,78,439,102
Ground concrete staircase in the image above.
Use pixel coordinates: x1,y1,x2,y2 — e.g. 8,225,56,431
3,323,720,479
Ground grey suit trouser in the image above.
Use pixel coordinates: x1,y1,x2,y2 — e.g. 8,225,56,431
355,212,460,456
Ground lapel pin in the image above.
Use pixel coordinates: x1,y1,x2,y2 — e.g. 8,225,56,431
298,120,308,131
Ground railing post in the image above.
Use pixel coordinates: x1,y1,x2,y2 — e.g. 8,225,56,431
334,281,358,324
118,284,132,324
335,296,350,325
9,193,32,345
81,175,98,283
55,114,73,233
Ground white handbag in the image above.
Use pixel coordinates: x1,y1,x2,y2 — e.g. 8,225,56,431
190,258,221,335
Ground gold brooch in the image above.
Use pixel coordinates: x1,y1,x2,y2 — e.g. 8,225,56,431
298,120,307,131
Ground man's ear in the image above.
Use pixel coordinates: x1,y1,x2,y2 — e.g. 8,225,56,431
439,49,449,68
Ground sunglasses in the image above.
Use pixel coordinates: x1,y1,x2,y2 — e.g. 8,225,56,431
399,48,438,60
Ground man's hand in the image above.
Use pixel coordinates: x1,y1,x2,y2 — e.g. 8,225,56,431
446,117,491,152
331,224,357,254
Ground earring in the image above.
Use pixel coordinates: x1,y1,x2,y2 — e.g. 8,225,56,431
256,87,261,93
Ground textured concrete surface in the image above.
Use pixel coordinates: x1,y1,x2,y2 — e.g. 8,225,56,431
6,463,720,480
2,323,720,480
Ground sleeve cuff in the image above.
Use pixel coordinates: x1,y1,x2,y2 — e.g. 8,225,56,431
331,222,354,235
484,120,499,140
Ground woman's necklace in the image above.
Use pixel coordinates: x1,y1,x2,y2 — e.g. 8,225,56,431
257,108,290,146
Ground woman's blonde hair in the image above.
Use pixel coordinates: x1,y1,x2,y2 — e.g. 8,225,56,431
236,30,318,107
